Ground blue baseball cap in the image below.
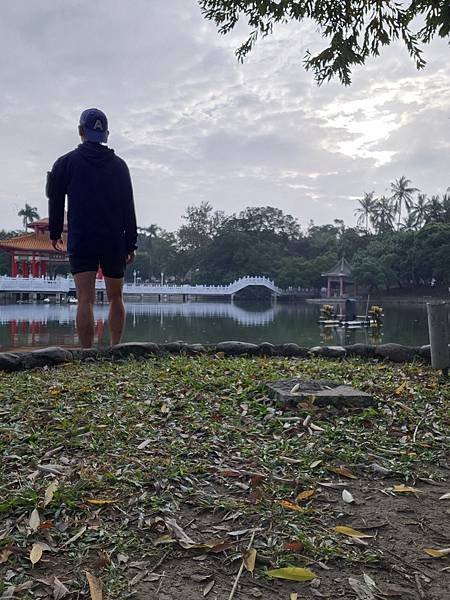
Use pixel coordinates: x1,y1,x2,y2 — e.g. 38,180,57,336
79,108,109,143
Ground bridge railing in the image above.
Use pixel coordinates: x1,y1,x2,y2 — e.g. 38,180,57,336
0,276,71,293
0,275,284,295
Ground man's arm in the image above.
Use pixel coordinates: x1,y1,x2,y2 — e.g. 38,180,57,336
123,164,138,254
46,158,67,245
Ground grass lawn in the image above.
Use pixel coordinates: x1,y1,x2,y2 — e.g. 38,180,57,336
0,355,449,599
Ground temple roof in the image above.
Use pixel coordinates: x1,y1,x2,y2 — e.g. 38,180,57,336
322,257,353,278
29,216,68,232
0,231,67,254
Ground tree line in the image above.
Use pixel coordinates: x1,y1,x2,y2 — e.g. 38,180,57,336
132,176,450,291
1,177,449,291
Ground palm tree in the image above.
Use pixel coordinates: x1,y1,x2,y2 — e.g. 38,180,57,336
138,224,159,249
18,204,40,231
137,224,160,278
441,194,450,223
408,193,429,230
370,196,396,235
390,176,418,229
425,195,444,224
354,191,375,233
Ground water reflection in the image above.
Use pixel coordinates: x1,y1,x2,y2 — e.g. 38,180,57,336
0,302,278,326
319,324,384,346
0,300,429,350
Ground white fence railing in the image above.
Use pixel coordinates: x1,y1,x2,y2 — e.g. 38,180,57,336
0,276,71,293
0,275,283,296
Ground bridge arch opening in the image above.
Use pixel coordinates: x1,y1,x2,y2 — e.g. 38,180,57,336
233,285,274,301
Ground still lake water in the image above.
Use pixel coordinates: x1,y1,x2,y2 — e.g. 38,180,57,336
0,300,430,350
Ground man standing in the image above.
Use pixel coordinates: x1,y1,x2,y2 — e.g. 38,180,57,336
47,108,137,348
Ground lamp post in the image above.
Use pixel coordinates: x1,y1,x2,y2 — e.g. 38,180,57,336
161,272,164,287
133,270,137,286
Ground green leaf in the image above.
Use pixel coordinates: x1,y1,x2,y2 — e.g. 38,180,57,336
267,567,316,581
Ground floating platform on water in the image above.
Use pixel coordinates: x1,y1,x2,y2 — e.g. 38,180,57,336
318,318,382,328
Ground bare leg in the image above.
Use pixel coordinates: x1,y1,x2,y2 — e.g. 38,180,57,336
74,271,97,348
105,276,125,346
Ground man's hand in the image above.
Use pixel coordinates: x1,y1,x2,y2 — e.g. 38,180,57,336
52,239,64,253
126,251,136,264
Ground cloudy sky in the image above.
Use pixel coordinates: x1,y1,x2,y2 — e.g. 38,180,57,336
0,0,449,233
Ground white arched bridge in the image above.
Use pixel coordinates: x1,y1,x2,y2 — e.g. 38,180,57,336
0,275,283,298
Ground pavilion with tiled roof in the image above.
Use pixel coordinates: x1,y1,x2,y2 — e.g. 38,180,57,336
0,217,68,277
322,257,356,298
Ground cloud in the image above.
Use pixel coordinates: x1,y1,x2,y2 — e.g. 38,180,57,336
0,0,448,233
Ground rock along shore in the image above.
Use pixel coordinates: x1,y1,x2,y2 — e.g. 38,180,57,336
0,341,439,372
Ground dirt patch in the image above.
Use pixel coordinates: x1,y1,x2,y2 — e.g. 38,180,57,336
92,475,449,600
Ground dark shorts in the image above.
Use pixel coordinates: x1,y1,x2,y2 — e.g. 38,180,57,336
69,252,127,278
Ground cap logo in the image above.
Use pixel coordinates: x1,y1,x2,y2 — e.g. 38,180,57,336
93,119,104,131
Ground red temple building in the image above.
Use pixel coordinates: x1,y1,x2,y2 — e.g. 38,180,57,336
0,218,69,277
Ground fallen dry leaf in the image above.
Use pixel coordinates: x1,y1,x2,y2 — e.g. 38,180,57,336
129,571,146,587
423,547,450,558
395,381,406,395
43,480,59,508
154,534,176,546
309,422,325,432
29,508,40,532
348,577,375,599
1,580,34,597
280,456,303,465
53,576,70,599
203,580,215,596
342,489,355,504
334,526,374,539
296,489,315,502
290,594,298,600
275,500,304,513
439,492,450,500
85,571,102,600
190,574,211,582
144,573,162,582
221,469,241,478
61,525,87,547
117,553,129,564
363,573,377,589
29,542,43,566
327,466,357,479
244,548,257,573
381,583,415,597
164,516,199,548
209,540,237,553
0,546,13,564
284,541,304,553
267,566,316,581
86,499,115,505
392,484,421,494
137,438,151,450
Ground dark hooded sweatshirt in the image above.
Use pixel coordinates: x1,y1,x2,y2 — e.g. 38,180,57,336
46,142,137,256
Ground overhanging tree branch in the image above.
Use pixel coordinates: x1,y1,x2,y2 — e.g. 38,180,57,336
198,0,449,85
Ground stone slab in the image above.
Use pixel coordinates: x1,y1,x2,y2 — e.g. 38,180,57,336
266,378,375,409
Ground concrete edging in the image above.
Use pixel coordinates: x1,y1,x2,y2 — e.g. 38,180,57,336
0,341,437,372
